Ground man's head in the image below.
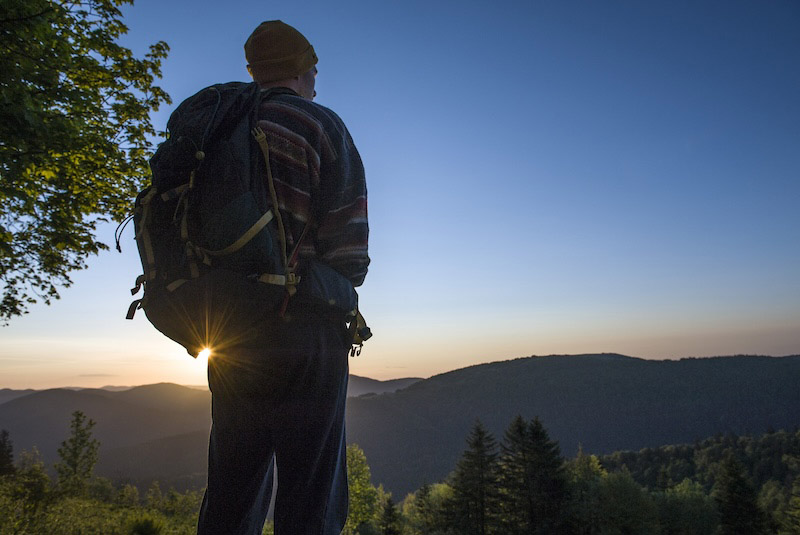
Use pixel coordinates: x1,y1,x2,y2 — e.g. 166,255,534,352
245,20,318,99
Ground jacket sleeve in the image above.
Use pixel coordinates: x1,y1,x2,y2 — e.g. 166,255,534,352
315,116,369,287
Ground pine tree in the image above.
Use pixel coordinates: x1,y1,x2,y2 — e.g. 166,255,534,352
713,456,769,535
54,410,100,496
448,420,501,535
0,429,14,476
498,416,569,534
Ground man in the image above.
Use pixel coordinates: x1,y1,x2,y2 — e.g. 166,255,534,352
197,20,369,535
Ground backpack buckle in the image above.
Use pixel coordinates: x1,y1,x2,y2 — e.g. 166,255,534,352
285,272,300,296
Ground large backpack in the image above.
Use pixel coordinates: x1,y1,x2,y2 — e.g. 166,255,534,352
123,82,368,357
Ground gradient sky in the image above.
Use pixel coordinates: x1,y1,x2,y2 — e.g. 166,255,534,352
2,0,799,389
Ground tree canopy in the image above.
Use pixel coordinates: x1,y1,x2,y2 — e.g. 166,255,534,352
0,0,170,320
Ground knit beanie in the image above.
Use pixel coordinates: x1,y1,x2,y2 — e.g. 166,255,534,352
244,20,318,83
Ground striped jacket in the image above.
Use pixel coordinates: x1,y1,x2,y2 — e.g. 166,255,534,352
257,89,369,287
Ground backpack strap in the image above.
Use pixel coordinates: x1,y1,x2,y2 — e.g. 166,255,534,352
252,125,301,296
136,188,160,280
179,170,202,278
125,187,161,320
194,208,275,260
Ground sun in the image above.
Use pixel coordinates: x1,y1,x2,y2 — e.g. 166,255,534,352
197,348,212,361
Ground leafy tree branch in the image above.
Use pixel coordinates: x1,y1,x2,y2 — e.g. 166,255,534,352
0,0,170,321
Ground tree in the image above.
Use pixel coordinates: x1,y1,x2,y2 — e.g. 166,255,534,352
403,483,455,535
343,444,380,535
565,447,606,534
377,496,402,535
162,487,203,518
497,416,568,534
9,448,51,525
116,483,140,506
145,480,163,510
758,479,789,533
54,410,100,495
127,514,166,535
0,429,14,476
783,475,800,534
656,478,719,535
713,456,769,535
0,0,170,320
595,470,659,534
88,476,114,502
448,420,501,535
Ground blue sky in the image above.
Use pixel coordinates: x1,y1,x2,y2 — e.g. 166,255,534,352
2,0,799,388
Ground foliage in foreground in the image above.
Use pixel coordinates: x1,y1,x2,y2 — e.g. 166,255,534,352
0,479,205,534
0,0,170,320
0,411,205,534
3,410,800,534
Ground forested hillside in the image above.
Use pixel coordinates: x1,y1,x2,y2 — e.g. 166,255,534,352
4,413,798,534
396,419,800,534
348,354,800,495
602,428,800,492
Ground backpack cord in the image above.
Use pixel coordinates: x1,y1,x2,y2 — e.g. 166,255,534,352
114,214,134,252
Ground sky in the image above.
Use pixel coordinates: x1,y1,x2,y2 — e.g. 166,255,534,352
2,0,799,389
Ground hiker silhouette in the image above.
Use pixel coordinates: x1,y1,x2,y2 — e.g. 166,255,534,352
190,21,370,535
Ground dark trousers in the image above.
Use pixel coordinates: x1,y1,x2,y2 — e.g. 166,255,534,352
197,314,350,535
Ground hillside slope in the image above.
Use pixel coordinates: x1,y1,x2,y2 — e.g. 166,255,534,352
0,385,211,462
346,354,800,496
2,355,798,497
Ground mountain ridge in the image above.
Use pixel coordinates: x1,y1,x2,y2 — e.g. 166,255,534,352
2,354,798,497
0,375,422,405
346,354,800,495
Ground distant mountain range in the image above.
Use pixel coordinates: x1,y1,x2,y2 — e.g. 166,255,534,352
347,376,422,397
2,354,798,497
0,375,421,404
0,375,420,490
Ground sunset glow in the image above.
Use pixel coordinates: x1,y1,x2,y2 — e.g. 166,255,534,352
1,1,798,389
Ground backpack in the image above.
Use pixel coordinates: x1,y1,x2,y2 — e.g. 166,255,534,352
121,82,370,357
